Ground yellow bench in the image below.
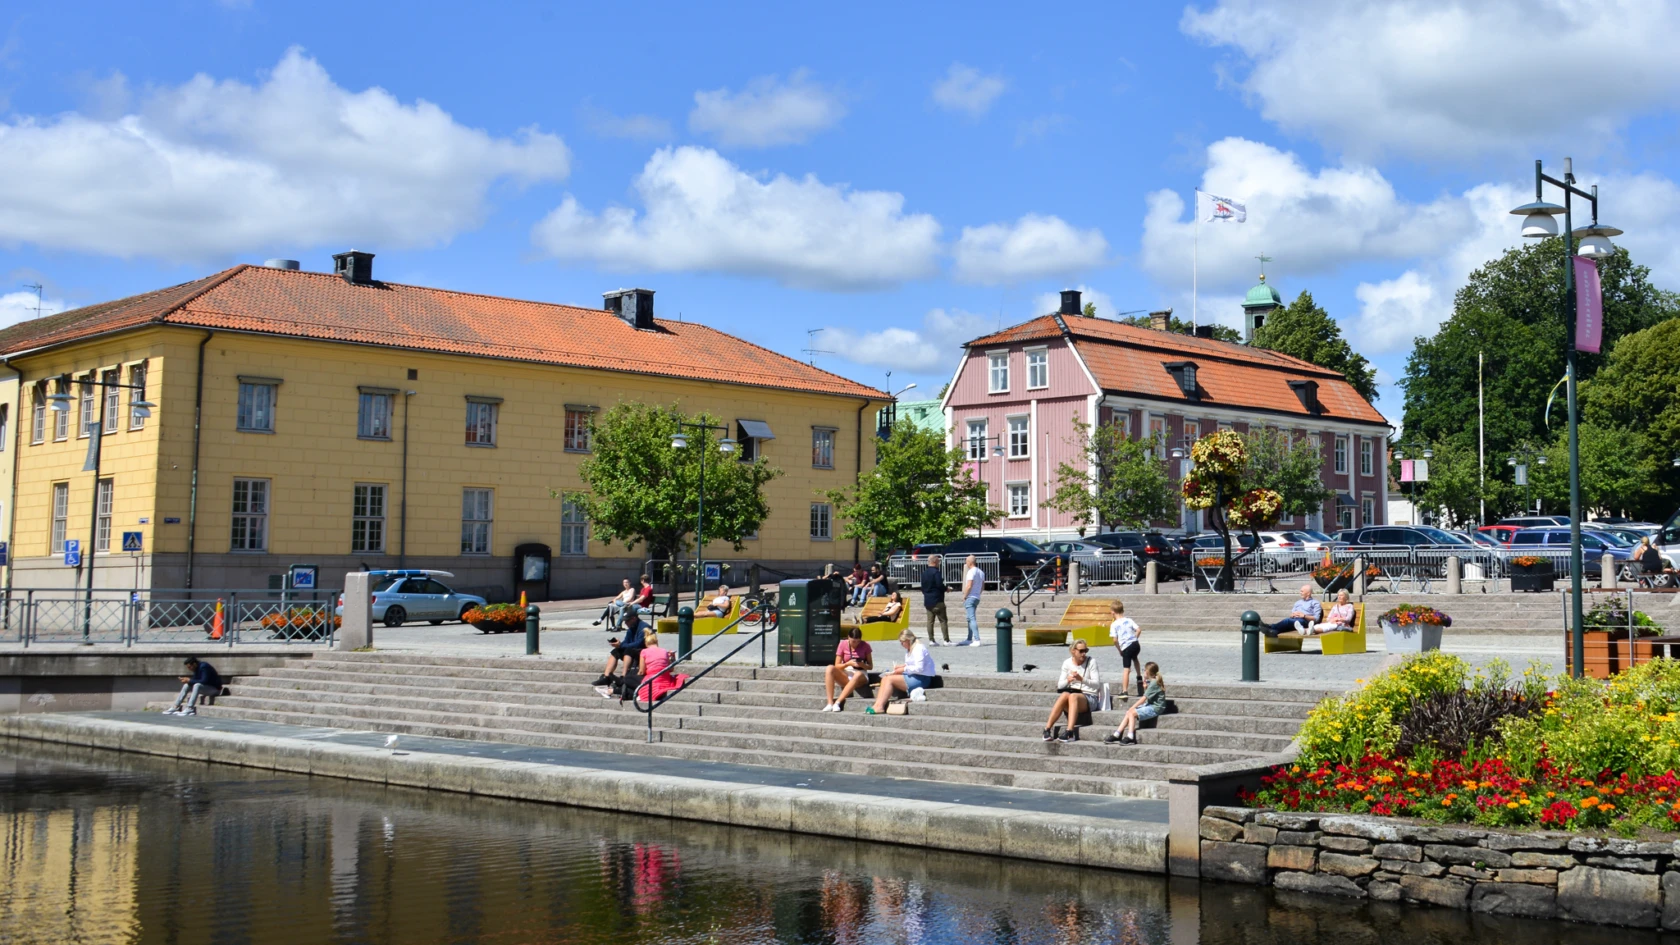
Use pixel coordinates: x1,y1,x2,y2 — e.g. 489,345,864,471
841,596,910,641
1264,602,1367,655
655,597,740,637
1024,599,1115,647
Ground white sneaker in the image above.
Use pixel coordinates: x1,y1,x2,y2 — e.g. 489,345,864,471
822,703,837,712
161,708,179,716
967,640,983,647
910,690,927,703
928,640,940,647
181,709,197,716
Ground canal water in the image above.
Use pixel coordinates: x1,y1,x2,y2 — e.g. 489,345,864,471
0,740,1661,945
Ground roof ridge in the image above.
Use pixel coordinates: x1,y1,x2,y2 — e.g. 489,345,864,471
667,319,887,397
1070,327,1338,376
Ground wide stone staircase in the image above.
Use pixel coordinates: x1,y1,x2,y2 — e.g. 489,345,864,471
202,652,1336,798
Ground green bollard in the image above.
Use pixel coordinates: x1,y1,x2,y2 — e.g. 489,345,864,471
1240,610,1260,682
677,606,694,660
995,608,1014,673
525,605,540,656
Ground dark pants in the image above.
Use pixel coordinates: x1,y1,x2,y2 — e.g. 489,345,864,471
1265,617,1309,637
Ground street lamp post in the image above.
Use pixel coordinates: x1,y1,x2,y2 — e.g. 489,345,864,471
670,420,735,608
48,373,155,644
1510,157,1623,678
1392,447,1434,524
1506,445,1548,514
968,434,1005,535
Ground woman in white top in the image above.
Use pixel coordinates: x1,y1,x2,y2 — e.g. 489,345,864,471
866,630,939,714
702,584,733,618
593,579,636,628
1309,589,1356,635
1043,641,1100,743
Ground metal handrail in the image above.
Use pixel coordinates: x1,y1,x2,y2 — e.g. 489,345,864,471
630,599,779,742
1010,557,1061,609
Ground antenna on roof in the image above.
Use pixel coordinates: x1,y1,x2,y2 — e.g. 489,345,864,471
21,283,44,319
803,328,833,365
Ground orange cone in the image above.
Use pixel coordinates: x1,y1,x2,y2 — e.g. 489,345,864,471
210,599,225,639
519,590,528,609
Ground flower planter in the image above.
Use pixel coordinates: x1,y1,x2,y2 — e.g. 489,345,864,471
1380,617,1442,654
1565,630,1655,679
470,619,523,634
1510,572,1555,592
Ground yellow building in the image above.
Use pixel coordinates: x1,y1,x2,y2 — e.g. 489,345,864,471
0,253,888,599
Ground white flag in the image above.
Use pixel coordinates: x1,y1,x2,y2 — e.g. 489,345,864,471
1203,192,1246,223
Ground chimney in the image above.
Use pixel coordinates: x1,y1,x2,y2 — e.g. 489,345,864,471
263,258,301,271
1148,309,1172,331
603,288,656,330
1193,325,1215,339
332,250,375,285
1058,289,1082,316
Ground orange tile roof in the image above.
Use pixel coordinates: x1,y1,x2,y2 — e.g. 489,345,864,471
971,313,1387,426
0,265,888,401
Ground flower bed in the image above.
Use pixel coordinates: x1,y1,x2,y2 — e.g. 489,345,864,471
463,603,526,633
1378,603,1452,628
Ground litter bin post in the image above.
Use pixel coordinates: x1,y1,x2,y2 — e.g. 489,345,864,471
525,605,540,656
677,606,694,660
995,609,1013,673
1240,610,1261,682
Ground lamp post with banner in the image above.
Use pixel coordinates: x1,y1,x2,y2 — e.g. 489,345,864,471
1393,448,1433,524
671,420,735,608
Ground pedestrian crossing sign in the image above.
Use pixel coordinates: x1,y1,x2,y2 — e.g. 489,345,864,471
122,532,143,552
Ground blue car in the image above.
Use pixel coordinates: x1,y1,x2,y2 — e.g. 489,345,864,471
336,570,487,628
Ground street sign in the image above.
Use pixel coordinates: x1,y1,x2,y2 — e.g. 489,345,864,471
64,540,81,567
0,542,9,566
122,532,143,552
703,562,722,582
289,564,319,590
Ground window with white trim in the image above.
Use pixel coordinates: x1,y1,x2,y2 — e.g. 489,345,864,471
1026,348,1048,389
230,478,269,552
351,483,386,553
95,479,113,552
0,404,8,450
1334,436,1349,474
128,362,148,431
564,407,594,452
1007,415,1029,458
966,419,988,460
357,390,393,440
811,428,835,469
810,502,832,540
1361,494,1375,527
78,374,95,438
31,384,44,445
50,482,68,554
237,381,277,433
101,369,119,435
1007,483,1030,518
560,497,589,555
1184,420,1200,445
461,488,493,555
52,378,68,442
465,400,498,447
988,352,1009,393
1359,438,1374,477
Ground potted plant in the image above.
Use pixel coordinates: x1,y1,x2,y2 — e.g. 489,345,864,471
1193,557,1223,590
1313,562,1385,594
261,606,341,640
1509,555,1555,592
463,603,526,634
1378,603,1451,654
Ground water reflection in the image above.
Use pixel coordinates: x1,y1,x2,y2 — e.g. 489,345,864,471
0,739,1668,945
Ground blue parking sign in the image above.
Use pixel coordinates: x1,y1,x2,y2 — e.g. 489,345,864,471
122,532,143,552
0,542,8,566
64,540,81,567
703,562,722,582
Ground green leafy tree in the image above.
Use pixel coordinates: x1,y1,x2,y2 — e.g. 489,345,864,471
1117,311,1243,343
1528,424,1662,520
1251,291,1379,402
1241,428,1335,518
823,421,994,557
578,402,781,608
1581,317,1680,518
1044,418,1178,532
1182,431,1283,591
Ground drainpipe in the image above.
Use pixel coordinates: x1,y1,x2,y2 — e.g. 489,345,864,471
186,332,212,591
399,390,414,568
854,399,868,563
2,358,22,600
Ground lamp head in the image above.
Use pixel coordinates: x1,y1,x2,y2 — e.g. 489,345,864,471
1422,449,1433,460
47,392,72,413
1536,455,1548,466
719,437,737,454
130,399,156,420
670,432,688,449
1510,200,1564,239
1574,231,1616,260
1170,447,1185,460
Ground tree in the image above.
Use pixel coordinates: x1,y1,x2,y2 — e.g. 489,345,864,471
578,402,781,609
1581,317,1680,519
1250,291,1379,402
1181,431,1283,591
1241,428,1335,518
1528,423,1663,520
1404,437,1488,529
823,420,994,557
1044,418,1178,531
1117,311,1243,343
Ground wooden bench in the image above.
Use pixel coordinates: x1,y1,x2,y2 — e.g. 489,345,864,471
654,597,740,638
841,596,910,641
1024,599,1115,647
1264,602,1367,655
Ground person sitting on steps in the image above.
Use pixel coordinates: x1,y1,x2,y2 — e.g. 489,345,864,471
1106,662,1166,745
634,631,687,706
1043,640,1100,743
1307,589,1356,635
162,657,223,716
823,626,874,711
593,579,635,628
862,591,905,623
865,630,938,714
1264,584,1323,637
593,605,646,689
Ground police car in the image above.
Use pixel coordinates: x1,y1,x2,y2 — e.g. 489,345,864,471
335,570,487,628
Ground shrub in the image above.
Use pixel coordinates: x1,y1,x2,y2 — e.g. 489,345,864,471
1584,597,1661,636
1394,688,1537,761
1293,652,1472,766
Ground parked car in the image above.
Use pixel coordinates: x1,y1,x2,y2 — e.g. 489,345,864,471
1509,528,1639,581
937,536,1066,587
1499,515,1571,528
1042,539,1114,556
1188,533,1260,563
1477,524,1522,545
893,543,946,560
1089,531,1191,576
335,570,487,628
1283,530,1338,552
1341,525,1474,547
1469,529,1506,548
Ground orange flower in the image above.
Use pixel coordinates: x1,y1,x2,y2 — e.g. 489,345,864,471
1579,797,1600,809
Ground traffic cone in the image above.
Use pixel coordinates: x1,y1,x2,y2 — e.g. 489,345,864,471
210,599,225,639
519,590,528,609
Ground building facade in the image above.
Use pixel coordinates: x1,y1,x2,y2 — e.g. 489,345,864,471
0,255,888,599
941,289,1391,539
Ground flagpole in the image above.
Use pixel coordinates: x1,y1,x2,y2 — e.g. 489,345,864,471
1478,350,1486,525
1192,190,1199,330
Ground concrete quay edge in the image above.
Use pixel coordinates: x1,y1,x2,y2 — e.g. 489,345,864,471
0,712,1168,874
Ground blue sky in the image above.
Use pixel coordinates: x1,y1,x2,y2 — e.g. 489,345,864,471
3,1,1678,422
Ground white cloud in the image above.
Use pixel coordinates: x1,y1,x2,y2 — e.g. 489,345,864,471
953,214,1108,285
1352,271,1443,354
1034,285,1118,319
0,48,569,262
823,308,998,374
580,103,672,141
532,146,942,290
0,289,63,329
688,70,845,148
932,63,1006,117
1182,0,1680,158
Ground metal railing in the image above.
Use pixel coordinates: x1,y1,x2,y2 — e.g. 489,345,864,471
631,598,778,741
886,553,1001,589
1070,550,1140,588
3,588,340,647
643,559,755,592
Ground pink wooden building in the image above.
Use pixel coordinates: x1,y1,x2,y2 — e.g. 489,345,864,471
939,289,1392,539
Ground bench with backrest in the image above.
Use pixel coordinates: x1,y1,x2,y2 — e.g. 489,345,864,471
840,595,911,641
1263,601,1367,655
1024,598,1115,647
654,596,740,637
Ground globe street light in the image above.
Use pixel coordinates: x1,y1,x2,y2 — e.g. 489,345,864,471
1510,158,1622,678
671,421,735,608
1507,445,1548,514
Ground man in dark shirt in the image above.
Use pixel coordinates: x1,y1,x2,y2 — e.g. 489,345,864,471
921,554,949,645
594,605,647,686
164,657,223,716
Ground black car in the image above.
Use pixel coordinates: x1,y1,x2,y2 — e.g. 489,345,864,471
1342,526,1474,548
938,536,1066,587
1090,531,1191,576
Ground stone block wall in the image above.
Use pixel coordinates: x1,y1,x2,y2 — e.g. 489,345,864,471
1200,806,1680,929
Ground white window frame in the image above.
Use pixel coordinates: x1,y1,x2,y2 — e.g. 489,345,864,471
0,403,8,451
987,351,1010,393
1359,437,1374,477
351,483,387,553
811,427,836,469
101,368,119,436
1184,420,1200,446
78,373,95,439
31,384,45,445
461,488,493,555
52,379,69,442
1361,494,1376,527
95,478,113,552
237,380,279,434
1026,347,1049,390
560,496,589,556
563,406,595,453
810,502,832,540
1334,435,1349,475
230,478,269,553
1007,482,1030,519
1007,415,1029,458
357,389,394,441
966,419,988,461
128,362,148,431
50,482,68,554
465,399,498,447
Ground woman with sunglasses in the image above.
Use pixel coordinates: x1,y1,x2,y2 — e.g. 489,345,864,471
1043,640,1101,743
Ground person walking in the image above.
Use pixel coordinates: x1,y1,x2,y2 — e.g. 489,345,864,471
961,554,985,646
920,554,949,645
1109,600,1143,697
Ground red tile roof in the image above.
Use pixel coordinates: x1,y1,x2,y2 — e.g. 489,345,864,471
0,265,888,401
970,313,1388,426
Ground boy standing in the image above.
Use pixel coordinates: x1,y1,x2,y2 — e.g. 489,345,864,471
1109,600,1143,697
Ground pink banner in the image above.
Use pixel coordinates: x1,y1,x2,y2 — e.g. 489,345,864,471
1574,255,1603,353
1399,459,1414,483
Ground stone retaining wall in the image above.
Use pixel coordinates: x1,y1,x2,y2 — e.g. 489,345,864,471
1200,805,1680,929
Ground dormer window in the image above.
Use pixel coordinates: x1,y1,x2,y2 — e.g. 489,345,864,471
1163,361,1200,400
1287,379,1324,415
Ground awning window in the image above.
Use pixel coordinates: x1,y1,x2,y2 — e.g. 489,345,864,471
737,419,775,440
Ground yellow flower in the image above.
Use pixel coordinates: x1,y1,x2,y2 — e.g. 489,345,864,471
1506,802,1519,809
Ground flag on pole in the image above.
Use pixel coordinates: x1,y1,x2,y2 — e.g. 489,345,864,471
1574,255,1603,353
1203,193,1247,223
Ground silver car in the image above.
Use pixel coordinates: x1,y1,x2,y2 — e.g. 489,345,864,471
336,570,487,628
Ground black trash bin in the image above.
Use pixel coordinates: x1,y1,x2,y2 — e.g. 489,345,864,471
776,577,844,666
